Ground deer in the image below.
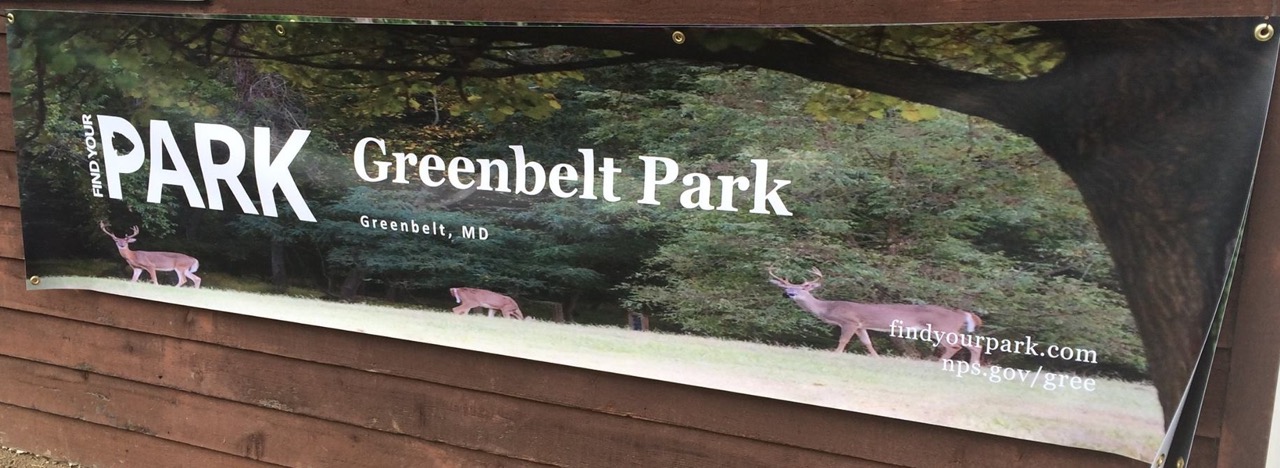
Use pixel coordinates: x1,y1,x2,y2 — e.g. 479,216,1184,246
450,287,525,320
768,267,982,365
99,221,202,288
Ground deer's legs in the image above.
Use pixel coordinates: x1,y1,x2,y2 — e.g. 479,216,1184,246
835,326,856,353
130,268,144,282
451,304,473,315
938,344,961,361
186,271,202,288
939,341,984,366
965,344,983,366
856,329,879,357
486,308,497,318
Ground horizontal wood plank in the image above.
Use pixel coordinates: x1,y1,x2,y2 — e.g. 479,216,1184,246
0,306,897,468
0,152,15,209
0,401,279,468
0,96,12,153
0,44,9,92
0,207,20,258
1196,348,1231,439
0,257,1143,468
0,0,1271,26
1189,435,1220,468
0,355,537,468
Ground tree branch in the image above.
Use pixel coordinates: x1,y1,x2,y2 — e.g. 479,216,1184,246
423,26,1037,132
207,36,654,81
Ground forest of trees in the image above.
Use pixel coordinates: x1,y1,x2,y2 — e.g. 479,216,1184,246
11,13,1276,423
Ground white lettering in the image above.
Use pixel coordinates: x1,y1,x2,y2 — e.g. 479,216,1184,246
254,127,315,222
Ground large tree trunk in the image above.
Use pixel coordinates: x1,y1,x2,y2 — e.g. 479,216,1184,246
1013,20,1277,423
339,266,367,302
270,235,287,291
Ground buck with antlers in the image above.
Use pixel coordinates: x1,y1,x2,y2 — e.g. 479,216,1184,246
450,287,525,320
99,221,202,288
768,267,982,364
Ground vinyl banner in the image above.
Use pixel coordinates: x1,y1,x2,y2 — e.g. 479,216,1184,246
9,11,1278,460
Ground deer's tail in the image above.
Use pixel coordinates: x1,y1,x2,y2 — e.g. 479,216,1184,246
450,288,460,303
965,312,982,333
190,259,200,273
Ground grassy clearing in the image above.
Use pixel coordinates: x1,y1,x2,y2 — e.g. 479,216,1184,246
33,275,1162,460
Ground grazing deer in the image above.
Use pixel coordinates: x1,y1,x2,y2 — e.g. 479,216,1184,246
99,221,202,288
450,287,525,320
768,267,982,364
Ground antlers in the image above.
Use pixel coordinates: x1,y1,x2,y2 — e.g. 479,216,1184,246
767,266,824,288
766,266,793,286
99,221,139,240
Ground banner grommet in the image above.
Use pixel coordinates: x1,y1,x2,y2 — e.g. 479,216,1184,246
1255,22,1273,41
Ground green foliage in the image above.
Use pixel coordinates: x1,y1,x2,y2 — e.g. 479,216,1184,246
801,24,1064,80
585,66,1142,378
786,23,1063,125
11,15,1140,378
581,66,827,158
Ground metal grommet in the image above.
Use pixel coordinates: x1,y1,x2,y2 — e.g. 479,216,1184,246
275,24,287,37
1256,23,1274,42
671,31,686,45
29,276,40,286
1155,454,1166,467
1175,458,1185,468
6,13,14,24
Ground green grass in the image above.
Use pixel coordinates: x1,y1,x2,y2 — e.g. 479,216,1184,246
33,275,1163,460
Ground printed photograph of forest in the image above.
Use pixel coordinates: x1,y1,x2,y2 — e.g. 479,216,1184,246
10,12,1277,459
